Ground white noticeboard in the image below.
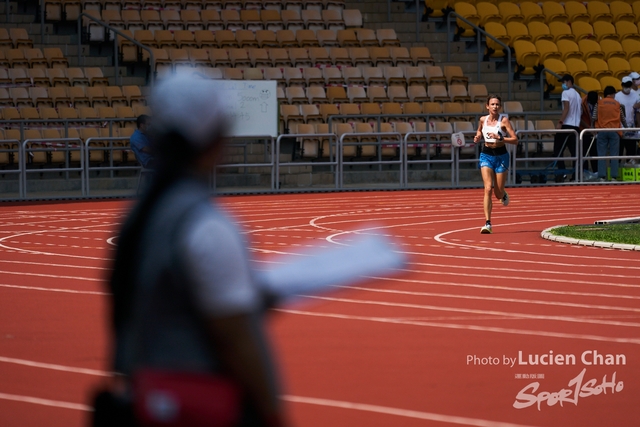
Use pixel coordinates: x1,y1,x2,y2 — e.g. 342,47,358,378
209,80,278,138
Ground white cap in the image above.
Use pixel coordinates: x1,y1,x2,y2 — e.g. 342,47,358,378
629,72,640,80
149,71,233,151
622,76,633,84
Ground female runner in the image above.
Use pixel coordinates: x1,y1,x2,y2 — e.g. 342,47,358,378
473,94,518,234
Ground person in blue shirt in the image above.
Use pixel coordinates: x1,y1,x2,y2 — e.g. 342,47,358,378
129,114,154,168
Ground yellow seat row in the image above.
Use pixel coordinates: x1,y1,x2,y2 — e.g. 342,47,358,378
89,7,358,33
46,0,346,21
0,67,109,87
118,28,401,59
146,46,433,73
0,85,145,109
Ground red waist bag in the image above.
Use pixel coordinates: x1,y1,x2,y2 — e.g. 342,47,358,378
133,369,242,427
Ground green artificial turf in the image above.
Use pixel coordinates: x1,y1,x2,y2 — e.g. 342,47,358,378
549,223,640,245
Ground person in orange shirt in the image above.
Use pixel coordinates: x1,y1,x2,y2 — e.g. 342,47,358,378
592,86,627,182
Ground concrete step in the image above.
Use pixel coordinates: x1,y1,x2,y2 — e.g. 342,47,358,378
347,1,405,14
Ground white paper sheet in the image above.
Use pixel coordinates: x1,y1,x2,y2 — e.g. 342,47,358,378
255,234,406,303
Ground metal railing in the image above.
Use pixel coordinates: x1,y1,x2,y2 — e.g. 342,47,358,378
78,12,155,87
446,11,512,100
20,137,85,198
276,132,340,189
214,136,277,191
580,128,640,182
403,132,457,187
338,131,404,187
3,126,640,200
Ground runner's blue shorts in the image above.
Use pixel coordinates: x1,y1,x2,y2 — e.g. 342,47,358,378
479,152,510,173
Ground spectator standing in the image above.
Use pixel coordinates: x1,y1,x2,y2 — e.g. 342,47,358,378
592,85,627,182
615,76,639,165
129,114,154,168
553,74,582,180
629,71,640,96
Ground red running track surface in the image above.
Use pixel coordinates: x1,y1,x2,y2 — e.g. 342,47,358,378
0,186,638,427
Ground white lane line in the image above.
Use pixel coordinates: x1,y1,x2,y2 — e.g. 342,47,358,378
396,267,640,290
370,275,640,302
404,249,640,271
0,270,101,282
0,224,114,261
410,261,636,281
283,395,540,427
0,259,108,271
433,219,640,259
338,286,640,327
0,393,91,412
0,356,110,377
303,295,640,329
0,284,107,295
277,309,640,345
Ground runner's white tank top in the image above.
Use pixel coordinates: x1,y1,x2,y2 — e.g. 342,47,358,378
482,114,504,143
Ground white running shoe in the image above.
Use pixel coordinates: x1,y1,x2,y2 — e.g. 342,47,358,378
480,224,492,234
501,191,509,206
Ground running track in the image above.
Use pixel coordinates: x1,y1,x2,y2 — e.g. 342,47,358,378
0,185,638,427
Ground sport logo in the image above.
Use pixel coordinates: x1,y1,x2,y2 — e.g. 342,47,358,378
513,368,623,411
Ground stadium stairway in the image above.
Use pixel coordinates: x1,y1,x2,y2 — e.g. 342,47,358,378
2,0,146,88
354,0,542,110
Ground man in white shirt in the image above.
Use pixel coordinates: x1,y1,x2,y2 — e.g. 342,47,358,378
553,74,582,179
615,76,638,164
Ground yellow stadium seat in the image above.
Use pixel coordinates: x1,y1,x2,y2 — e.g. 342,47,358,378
565,58,591,82
610,1,635,23
586,1,612,24
593,21,619,42
599,76,622,92
468,83,488,102
541,1,568,24
622,39,640,60
571,21,594,42
548,21,575,42
519,1,545,24
585,57,612,80
564,1,590,23
514,40,540,76
476,1,502,27
615,21,640,43
484,22,510,58
556,39,583,61
423,0,449,19
599,40,626,61
578,39,604,61
527,21,553,42
607,57,632,79
535,39,562,63
630,57,640,73
402,46,426,66
506,21,532,45
498,2,523,24
453,2,480,38
444,65,469,86
577,76,602,95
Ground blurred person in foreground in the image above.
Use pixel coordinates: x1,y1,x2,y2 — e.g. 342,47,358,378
101,73,287,427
